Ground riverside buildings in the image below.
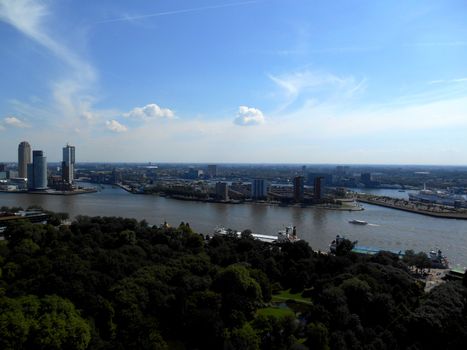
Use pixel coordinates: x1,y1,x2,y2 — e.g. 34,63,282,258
215,182,229,200
27,150,47,190
251,179,267,199
62,144,75,184
293,176,305,203
18,141,31,178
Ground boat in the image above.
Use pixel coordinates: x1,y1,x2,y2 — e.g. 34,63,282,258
428,249,449,269
408,185,467,208
213,225,300,244
348,219,368,225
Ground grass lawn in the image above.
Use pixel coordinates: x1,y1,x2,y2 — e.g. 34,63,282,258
271,289,313,305
256,306,295,318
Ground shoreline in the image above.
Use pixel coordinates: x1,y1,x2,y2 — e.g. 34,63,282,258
115,183,363,210
0,188,97,196
357,197,467,220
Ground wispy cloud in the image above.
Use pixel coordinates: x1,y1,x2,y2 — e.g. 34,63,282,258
408,41,467,47
97,0,261,24
310,46,383,54
4,116,30,128
429,78,467,85
0,0,98,131
269,69,366,112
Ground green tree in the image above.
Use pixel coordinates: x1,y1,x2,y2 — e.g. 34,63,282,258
226,323,260,350
305,322,330,350
213,264,263,326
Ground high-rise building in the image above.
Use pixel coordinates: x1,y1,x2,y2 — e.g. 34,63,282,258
18,141,31,178
207,164,218,178
293,176,304,203
215,182,229,200
314,176,324,200
251,178,267,199
307,173,333,186
62,144,75,184
28,150,47,190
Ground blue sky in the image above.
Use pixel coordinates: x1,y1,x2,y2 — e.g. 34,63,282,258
1,0,467,164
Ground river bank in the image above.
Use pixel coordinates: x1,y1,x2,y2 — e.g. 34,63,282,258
357,195,467,220
0,188,98,195
115,183,363,210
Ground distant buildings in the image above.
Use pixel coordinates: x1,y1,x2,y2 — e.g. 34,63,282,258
28,150,47,190
307,173,332,186
18,141,31,178
62,144,75,184
293,176,304,202
207,164,218,178
251,178,267,199
186,168,203,179
313,176,324,200
215,182,229,200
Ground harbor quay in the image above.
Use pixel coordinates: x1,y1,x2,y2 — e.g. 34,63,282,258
356,194,467,220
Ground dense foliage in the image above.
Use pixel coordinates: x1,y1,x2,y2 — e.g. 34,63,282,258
1,214,467,349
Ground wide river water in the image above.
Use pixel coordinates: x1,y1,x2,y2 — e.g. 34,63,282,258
1,186,467,267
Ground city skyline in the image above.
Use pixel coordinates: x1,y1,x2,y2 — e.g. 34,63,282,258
1,0,467,164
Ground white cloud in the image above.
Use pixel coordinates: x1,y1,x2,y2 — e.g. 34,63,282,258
4,116,30,128
106,120,128,133
234,106,265,126
124,103,175,120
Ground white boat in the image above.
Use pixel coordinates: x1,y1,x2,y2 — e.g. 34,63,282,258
213,225,300,244
348,219,368,225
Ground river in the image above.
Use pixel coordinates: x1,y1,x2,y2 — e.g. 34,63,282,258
1,185,466,268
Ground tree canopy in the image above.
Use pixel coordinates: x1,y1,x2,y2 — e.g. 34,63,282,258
0,212,466,349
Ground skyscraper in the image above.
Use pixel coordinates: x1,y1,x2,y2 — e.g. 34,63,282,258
18,141,31,178
207,164,218,177
314,176,324,200
251,179,267,199
215,182,229,200
62,144,75,184
293,176,304,203
28,150,47,190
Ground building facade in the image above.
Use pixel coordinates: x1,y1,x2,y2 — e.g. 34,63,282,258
18,141,31,178
215,182,229,200
28,150,47,190
62,144,76,184
251,178,268,199
207,164,218,178
314,176,324,200
293,176,304,202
